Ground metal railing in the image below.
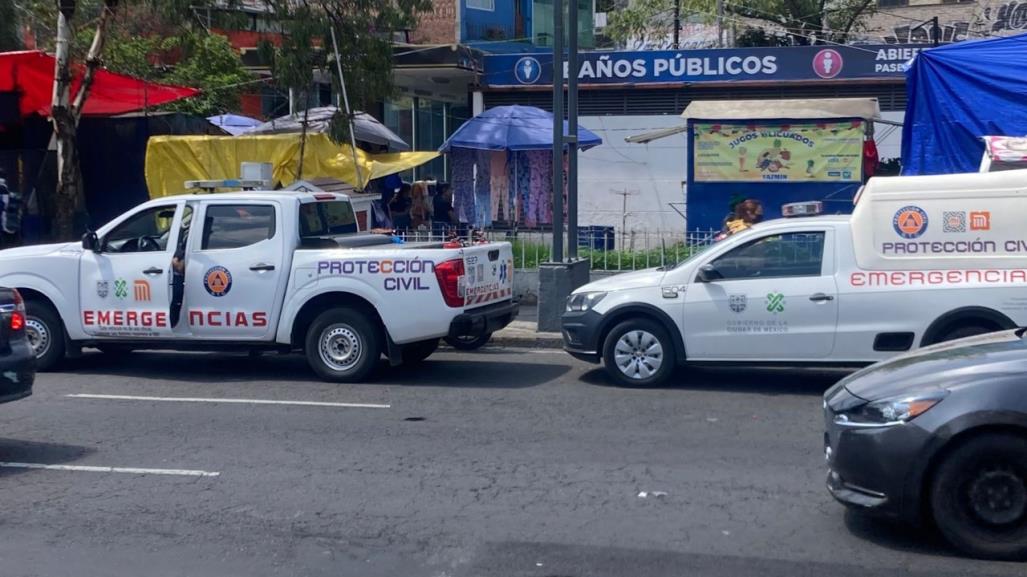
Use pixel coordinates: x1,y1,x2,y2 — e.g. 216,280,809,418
394,227,721,272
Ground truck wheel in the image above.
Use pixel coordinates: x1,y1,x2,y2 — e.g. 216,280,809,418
938,324,993,343
402,338,439,364
304,308,381,382
602,319,674,387
25,300,65,371
930,433,1027,560
444,333,492,351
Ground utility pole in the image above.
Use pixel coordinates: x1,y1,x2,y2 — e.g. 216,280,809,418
673,0,681,49
716,0,724,47
567,0,579,259
552,0,565,263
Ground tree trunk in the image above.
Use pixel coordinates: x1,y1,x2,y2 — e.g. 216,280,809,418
51,0,116,241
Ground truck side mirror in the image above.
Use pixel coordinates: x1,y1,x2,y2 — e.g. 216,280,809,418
81,231,99,253
697,263,723,283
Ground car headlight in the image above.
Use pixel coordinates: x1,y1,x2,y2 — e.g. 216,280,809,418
834,389,948,427
566,292,607,312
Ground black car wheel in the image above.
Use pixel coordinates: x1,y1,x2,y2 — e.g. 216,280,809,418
602,319,674,387
931,433,1027,560
25,300,65,371
444,333,491,351
304,308,381,383
402,338,439,363
939,324,993,343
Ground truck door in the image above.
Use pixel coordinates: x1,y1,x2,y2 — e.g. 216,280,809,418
181,201,285,340
79,203,181,338
683,229,838,359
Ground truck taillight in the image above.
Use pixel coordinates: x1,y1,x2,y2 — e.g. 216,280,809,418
434,258,465,308
10,289,24,331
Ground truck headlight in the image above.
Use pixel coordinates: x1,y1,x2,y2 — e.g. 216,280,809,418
566,292,607,312
834,390,948,427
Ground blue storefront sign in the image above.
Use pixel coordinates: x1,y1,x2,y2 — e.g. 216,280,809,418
484,45,925,87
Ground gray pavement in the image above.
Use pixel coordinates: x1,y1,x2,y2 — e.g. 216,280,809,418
0,348,1023,577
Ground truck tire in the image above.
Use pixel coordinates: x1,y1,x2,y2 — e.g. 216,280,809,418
444,333,492,351
25,300,65,371
304,307,381,383
402,338,439,364
602,318,674,387
930,433,1027,560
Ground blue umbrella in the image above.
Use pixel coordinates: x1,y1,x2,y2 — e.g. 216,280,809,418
439,105,602,152
207,113,262,136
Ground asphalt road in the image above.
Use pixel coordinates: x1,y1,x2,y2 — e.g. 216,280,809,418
0,347,1023,577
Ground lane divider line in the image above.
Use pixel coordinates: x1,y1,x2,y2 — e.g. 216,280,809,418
66,394,391,409
0,462,220,477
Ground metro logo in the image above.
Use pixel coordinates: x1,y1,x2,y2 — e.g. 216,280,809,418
134,280,151,302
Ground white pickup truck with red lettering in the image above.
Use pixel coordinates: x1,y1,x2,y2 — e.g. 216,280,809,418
0,191,517,381
562,169,1027,386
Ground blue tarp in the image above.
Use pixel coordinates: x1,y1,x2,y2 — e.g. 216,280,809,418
439,105,602,152
902,33,1027,175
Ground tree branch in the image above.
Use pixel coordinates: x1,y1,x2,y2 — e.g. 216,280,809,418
71,0,118,122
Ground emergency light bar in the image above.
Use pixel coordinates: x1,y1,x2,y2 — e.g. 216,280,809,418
185,179,270,193
781,201,823,217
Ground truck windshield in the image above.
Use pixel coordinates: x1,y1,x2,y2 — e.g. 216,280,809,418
300,201,357,236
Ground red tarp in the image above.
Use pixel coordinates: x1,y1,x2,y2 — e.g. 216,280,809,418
0,51,199,118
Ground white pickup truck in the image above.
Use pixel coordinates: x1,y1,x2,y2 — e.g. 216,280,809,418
563,169,1027,386
0,190,517,381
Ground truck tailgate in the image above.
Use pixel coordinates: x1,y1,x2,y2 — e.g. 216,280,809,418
462,243,514,307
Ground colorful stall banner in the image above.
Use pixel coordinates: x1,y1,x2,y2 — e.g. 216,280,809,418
692,121,864,182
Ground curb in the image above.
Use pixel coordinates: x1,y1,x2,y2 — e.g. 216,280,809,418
489,333,564,349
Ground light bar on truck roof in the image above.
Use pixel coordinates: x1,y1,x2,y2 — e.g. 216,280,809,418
184,179,270,192
781,201,824,217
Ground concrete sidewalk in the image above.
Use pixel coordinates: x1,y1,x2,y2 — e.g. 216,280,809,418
490,304,563,349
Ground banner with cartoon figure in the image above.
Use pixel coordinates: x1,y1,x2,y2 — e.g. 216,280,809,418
692,121,864,182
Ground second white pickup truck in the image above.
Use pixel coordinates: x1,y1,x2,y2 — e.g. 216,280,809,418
0,190,517,381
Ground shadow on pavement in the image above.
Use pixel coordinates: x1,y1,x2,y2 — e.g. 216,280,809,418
842,509,956,559
0,439,93,478
580,365,853,396
61,351,571,389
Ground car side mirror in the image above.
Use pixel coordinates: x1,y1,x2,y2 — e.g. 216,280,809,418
697,263,723,283
81,231,99,252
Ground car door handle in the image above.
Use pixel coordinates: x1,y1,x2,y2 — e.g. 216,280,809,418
809,293,834,302
142,267,163,275
249,263,276,272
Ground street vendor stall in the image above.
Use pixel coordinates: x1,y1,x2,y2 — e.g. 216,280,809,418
628,98,881,229
439,105,602,228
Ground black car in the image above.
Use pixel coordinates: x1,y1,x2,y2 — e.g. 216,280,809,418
824,329,1027,560
0,287,35,404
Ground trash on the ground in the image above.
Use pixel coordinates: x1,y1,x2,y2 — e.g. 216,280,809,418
637,490,667,498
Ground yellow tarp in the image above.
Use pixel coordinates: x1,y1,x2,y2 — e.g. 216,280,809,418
144,133,440,197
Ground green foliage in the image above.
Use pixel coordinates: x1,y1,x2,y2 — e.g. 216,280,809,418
606,0,877,46
163,34,254,116
263,0,433,143
1,1,21,51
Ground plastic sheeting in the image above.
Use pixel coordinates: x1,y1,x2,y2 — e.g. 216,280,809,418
0,51,199,118
902,33,1027,175
144,133,439,198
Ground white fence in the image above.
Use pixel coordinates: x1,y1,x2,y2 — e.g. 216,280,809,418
395,227,722,271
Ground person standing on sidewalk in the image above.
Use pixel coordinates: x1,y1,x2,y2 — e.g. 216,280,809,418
0,168,21,249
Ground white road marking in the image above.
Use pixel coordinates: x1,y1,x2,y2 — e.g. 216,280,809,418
0,462,220,477
66,394,390,409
